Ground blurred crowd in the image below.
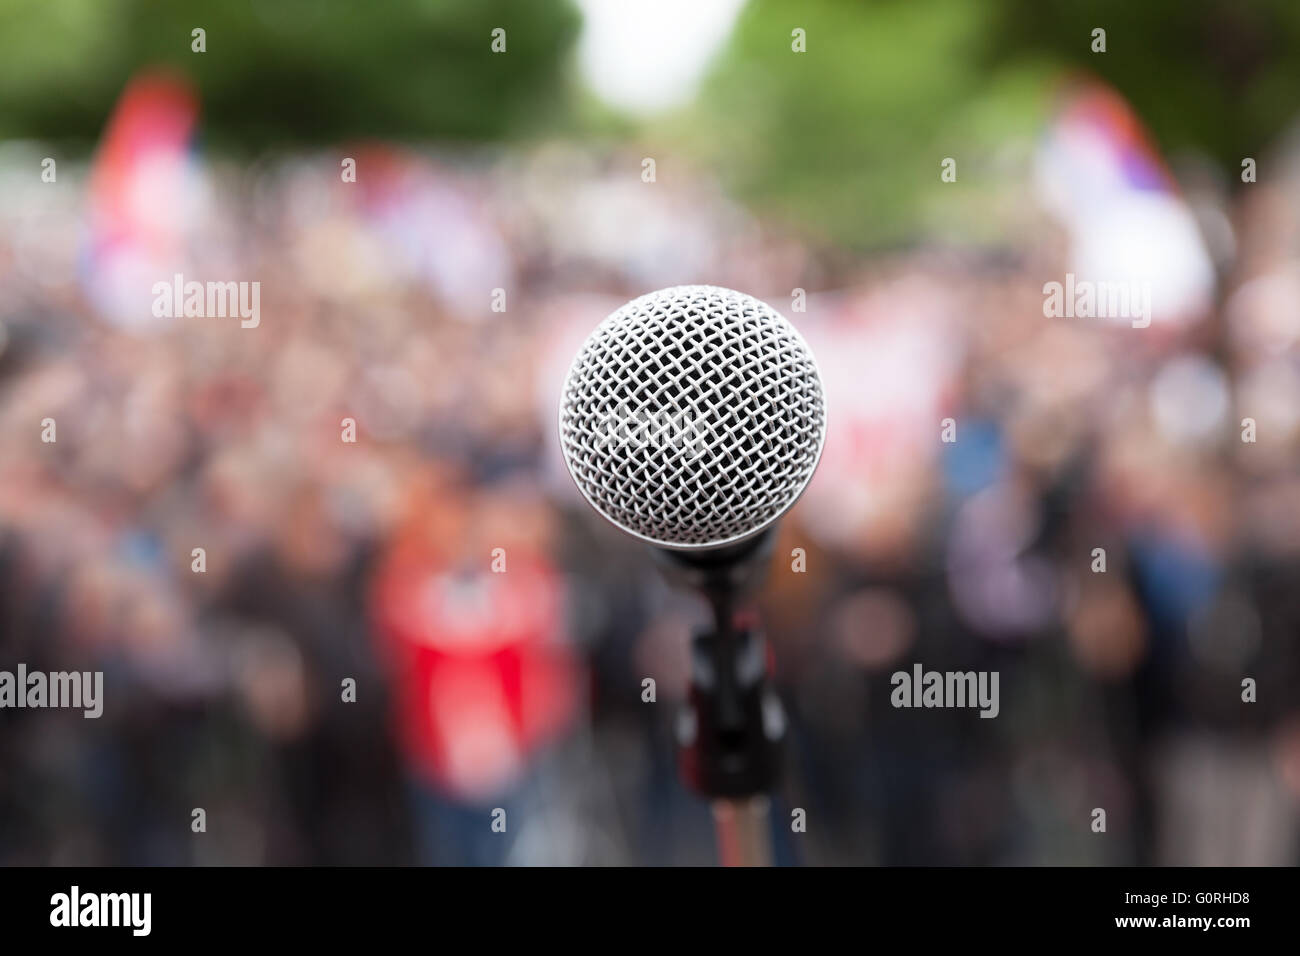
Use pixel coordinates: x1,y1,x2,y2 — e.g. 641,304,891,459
0,75,1298,866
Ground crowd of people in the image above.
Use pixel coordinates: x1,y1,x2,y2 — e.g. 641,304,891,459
0,76,1297,865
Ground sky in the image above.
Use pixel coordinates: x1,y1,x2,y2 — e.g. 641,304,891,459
574,0,748,115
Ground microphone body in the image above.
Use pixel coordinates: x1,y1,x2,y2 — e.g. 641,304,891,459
558,286,826,861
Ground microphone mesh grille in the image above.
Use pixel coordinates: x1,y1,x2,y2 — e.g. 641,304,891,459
559,285,826,549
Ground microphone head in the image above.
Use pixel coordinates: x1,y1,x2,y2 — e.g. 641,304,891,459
558,285,826,551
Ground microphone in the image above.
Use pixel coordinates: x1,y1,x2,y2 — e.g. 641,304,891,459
558,284,826,554
558,285,826,864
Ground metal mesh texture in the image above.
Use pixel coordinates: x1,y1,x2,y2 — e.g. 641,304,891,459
559,285,826,550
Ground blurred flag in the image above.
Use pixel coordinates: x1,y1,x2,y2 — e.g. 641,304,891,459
1035,79,1215,327
81,72,202,330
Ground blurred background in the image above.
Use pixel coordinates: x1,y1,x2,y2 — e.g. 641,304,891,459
1,0,1299,865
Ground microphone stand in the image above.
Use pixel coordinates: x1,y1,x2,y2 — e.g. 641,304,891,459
655,530,785,866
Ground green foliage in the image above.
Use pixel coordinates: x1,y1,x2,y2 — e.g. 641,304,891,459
992,0,1300,171
0,0,581,148
689,0,1050,249
691,0,1300,249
